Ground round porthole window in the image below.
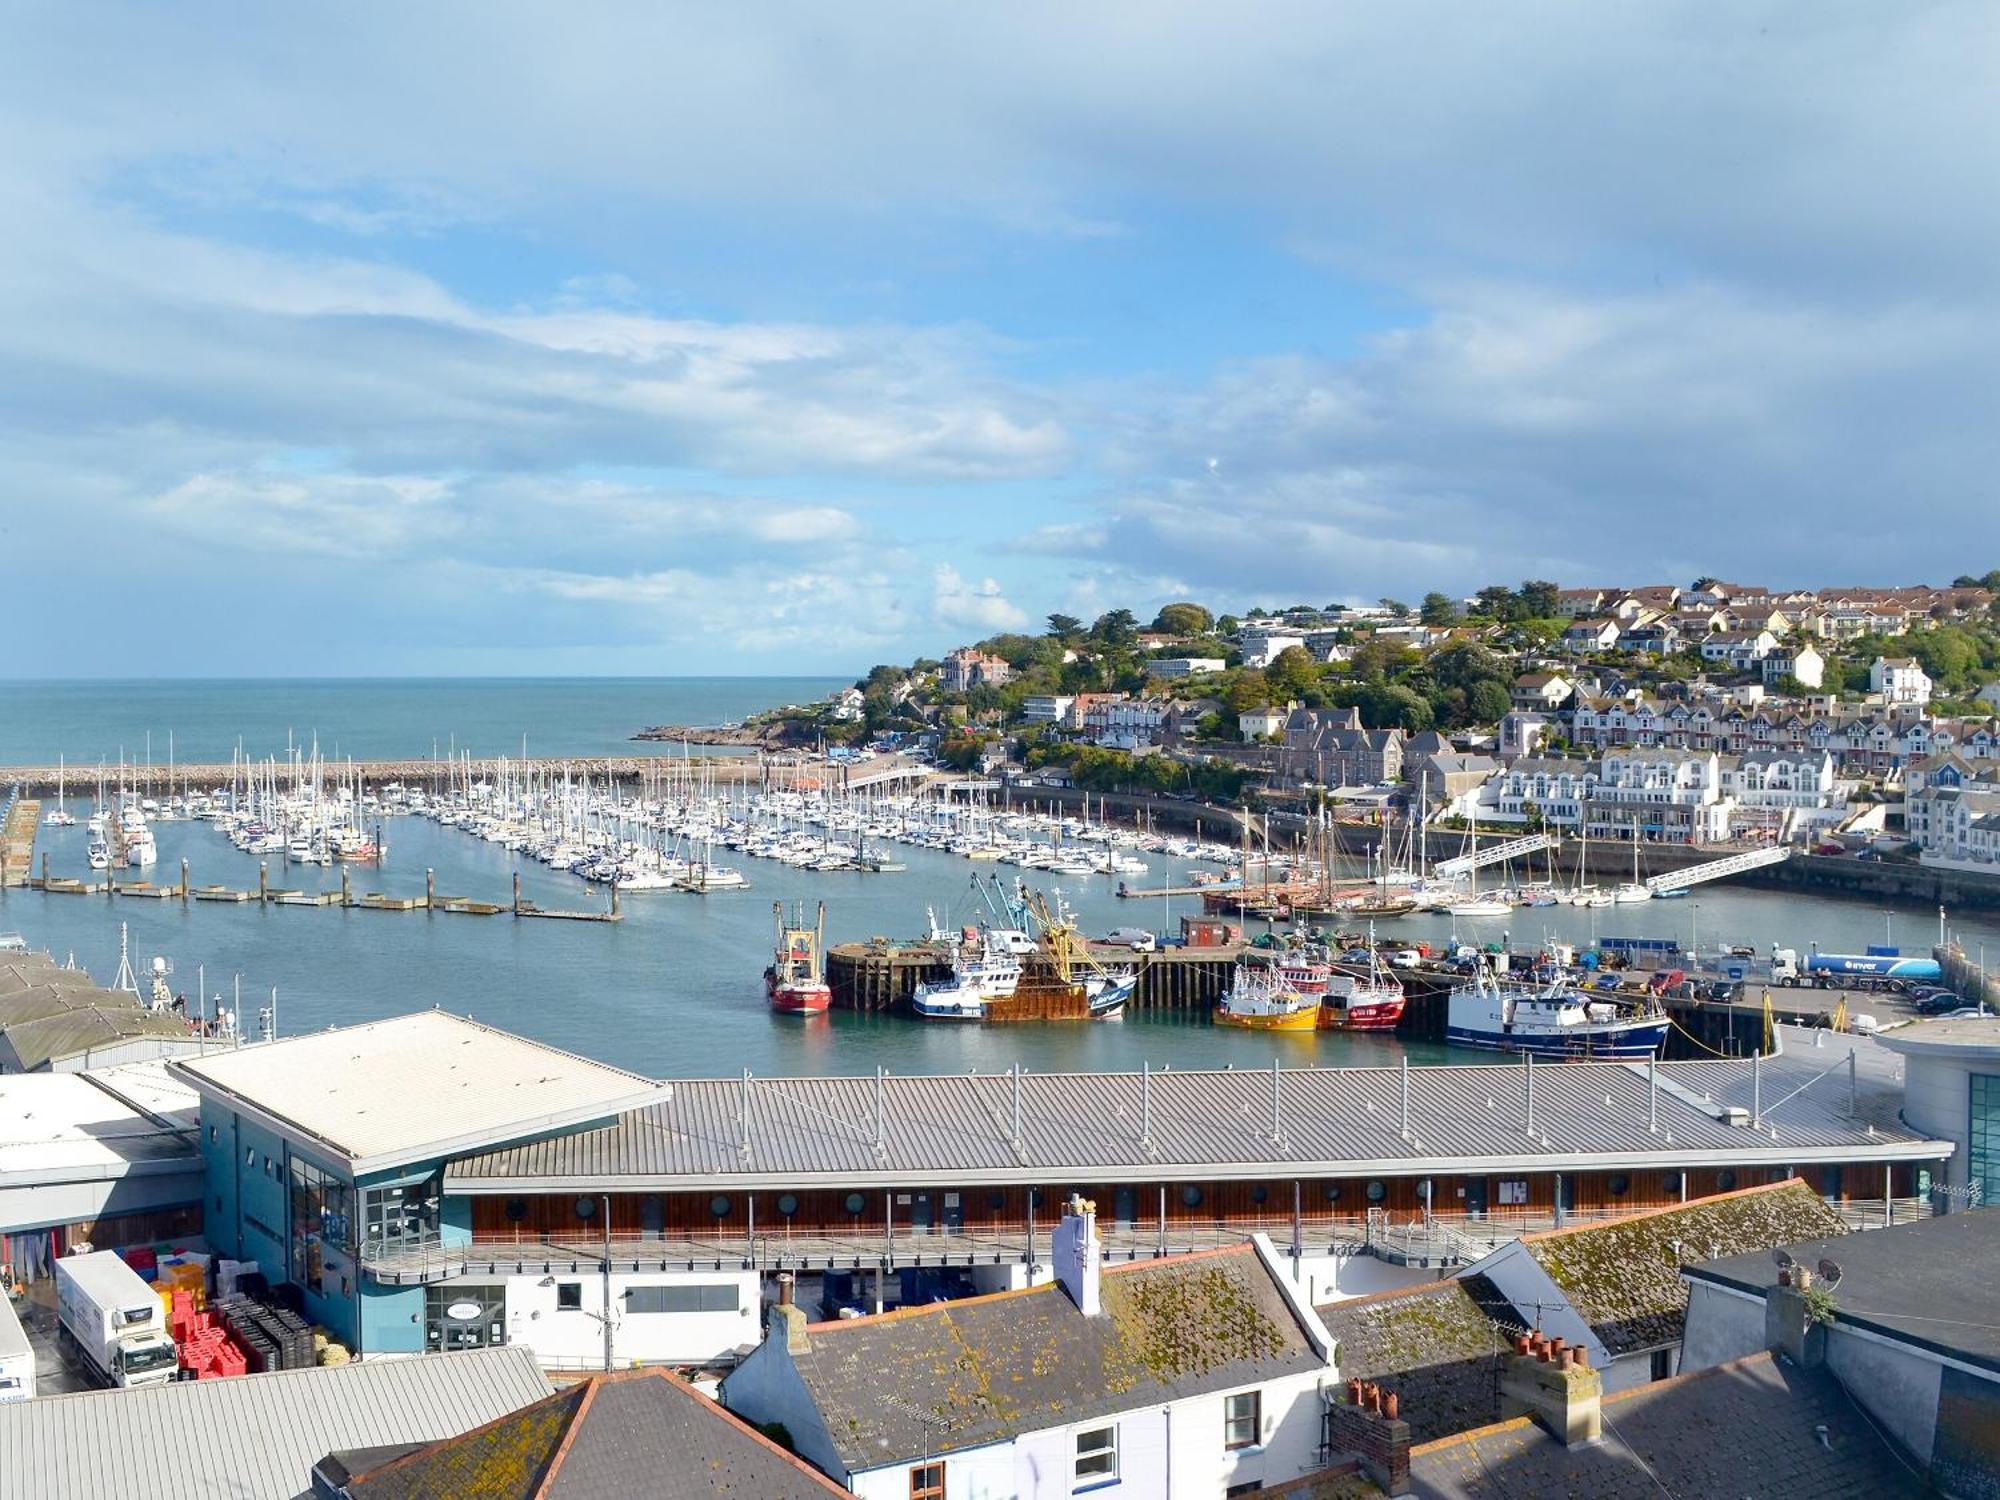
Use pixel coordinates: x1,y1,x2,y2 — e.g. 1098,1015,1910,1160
1250,1185,1268,1205
503,1197,527,1222
709,1196,732,1218
574,1197,597,1221
1323,1184,1342,1203
1661,1173,1683,1195
1607,1175,1630,1197
1029,1189,1044,1211
1416,1180,1433,1202
1717,1170,1737,1191
1181,1185,1205,1209
1366,1180,1387,1204
776,1194,799,1217
987,1191,1006,1212
844,1193,867,1215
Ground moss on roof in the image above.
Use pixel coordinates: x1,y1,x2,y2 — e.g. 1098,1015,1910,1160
1315,1281,1511,1443
1527,1182,1846,1355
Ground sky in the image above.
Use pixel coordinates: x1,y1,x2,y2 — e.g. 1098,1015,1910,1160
1,3,1995,677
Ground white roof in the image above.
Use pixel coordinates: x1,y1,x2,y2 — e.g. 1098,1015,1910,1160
0,1065,198,1186
0,1346,550,1500
168,1010,672,1174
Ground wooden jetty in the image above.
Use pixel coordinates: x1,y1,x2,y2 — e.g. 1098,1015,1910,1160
1,798,38,888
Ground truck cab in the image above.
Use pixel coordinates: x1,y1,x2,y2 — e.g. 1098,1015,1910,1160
55,1251,177,1389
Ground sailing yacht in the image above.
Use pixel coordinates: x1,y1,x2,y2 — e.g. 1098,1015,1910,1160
1612,819,1653,903
1445,800,1511,917
44,757,76,826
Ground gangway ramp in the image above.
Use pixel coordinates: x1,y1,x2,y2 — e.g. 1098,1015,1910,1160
1432,832,1558,878
1646,845,1790,892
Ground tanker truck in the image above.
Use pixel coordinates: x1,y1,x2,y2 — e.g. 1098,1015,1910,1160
1769,945,1943,990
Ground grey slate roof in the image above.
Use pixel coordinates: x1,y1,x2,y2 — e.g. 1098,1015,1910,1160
775,1242,1325,1471
1314,1279,1513,1443
1400,1352,1926,1499
445,1046,1945,1193
335,1368,846,1499
0,1345,552,1500
1683,1205,2000,1374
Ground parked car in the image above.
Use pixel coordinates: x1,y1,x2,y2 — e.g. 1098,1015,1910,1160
1101,928,1158,952
1916,994,1963,1017
1941,1006,1995,1020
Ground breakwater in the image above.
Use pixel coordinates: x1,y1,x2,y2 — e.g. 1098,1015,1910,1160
0,754,769,797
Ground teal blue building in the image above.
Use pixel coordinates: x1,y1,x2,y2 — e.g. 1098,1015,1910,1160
168,1011,669,1355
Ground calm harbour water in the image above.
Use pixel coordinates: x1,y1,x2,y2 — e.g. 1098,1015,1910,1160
4,678,1997,1081
0,677,848,766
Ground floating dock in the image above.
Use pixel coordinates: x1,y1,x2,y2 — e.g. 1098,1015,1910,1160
1,798,38,887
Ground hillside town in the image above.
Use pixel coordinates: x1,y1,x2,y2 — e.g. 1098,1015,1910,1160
809,575,2000,869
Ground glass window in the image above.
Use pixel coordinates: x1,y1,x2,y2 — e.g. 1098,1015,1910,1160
776,1194,800,1217
361,1176,442,1257
288,1156,356,1302
1225,1390,1262,1450
1073,1426,1117,1486
1180,1185,1204,1209
845,1193,867,1215
1972,1074,2000,1208
709,1196,732,1218
556,1281,583,1312
910,1462,946,1500
625,1283,739,1314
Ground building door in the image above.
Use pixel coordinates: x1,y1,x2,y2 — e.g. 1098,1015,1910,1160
641,1196,664,1238
1820,1167,1842,1204
1464,1178,1488,1220
942,1193,963,1232
1114,1186,1138,1228
908,1193,933,1235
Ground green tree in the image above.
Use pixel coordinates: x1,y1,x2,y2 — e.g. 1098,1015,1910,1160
1216,614,1241,635
1515,579,1561,619
1227,671,1272,714
1151,602,1214,635
1045,612,1084,643
1379,597,1411,619
1468,679,1512,723
1470,585,1517,621
1090,609,1140,649
1266,645,1322,702
1419,592,1459,627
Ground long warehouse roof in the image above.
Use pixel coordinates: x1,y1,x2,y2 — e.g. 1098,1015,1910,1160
447,1029,1947,1192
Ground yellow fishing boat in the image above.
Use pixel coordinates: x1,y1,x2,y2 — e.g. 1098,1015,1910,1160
1213,959,1320,1031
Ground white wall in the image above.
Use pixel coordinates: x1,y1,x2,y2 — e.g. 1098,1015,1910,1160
502,1268,760,1368
1679,1281,1768,1371
1297,1248,1439,1307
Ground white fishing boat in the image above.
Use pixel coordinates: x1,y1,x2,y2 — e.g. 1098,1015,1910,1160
1446,967,1669,1059
911,939,1024,1021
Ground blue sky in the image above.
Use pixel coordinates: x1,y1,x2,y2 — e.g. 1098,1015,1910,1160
2,3,1994,676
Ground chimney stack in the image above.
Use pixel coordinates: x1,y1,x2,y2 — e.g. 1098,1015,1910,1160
1501,1328,1602,1447
1052,1194,1102,1316
1325,1381,1412,1493
769,1274,809,1355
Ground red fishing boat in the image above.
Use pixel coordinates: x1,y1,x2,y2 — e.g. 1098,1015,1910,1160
765,900,831,1015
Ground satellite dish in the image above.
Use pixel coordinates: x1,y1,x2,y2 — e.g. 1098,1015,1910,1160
1771,1248,1796,1270
1817,1258,1844,1289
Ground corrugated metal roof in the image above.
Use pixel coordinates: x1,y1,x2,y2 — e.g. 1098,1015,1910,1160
0,1345,552,1500
169,1011,675,1174
448,1039,1946,1192
0,1069,197,1182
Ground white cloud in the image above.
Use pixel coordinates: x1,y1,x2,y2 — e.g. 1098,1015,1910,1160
931,564,1028,632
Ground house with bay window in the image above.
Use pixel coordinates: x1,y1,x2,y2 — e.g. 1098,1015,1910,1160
722,1202,1336,1500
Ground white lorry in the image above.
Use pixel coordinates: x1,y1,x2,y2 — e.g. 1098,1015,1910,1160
0,1294,32,1402
55,1252,177,1389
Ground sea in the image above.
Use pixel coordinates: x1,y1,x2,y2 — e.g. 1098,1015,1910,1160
3,678,1997,1082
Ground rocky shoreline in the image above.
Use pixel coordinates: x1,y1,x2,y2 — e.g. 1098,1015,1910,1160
631,720,806,749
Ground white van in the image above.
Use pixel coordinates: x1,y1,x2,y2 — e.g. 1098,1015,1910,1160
1103,928,1158,952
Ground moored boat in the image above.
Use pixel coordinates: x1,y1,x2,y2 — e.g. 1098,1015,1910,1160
1214,959,1319,1031
911,938,1024,1021
1445,967,1668,1058
765,900,832,1015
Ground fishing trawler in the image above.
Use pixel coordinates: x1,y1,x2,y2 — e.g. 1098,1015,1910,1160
1318,939,1406,1032
765,901,832,1015
1214,958,1319,1031
1445,966,1668,1058
910,937,1025,1020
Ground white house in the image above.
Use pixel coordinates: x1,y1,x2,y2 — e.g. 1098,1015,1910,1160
1592,749,1733,843
1698,630,1777,670
1151,657,1226,679
1238,705,1290,742
1511,672,1572,711
827,686,866,722
1020,694,1076,726
1761,643,1824,690
1239,628,1309,668
722,1203,1336,1500
1870,656,1933,705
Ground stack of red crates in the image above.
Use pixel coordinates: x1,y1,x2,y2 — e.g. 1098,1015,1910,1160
171,1290,248,1379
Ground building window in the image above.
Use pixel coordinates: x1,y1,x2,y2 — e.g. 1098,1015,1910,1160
1365,1180,1387,1203
625,1283,739,1314
910,1462,946,1500
287,1156,355,1302
1180,1185,1205,1209
361,1175,442,1257
845,1193,867,1215
1073,1425,1117,1486
776,1194,799,1217
709,1195,732,1219
1971,1074,2000,1208
1225,1390,1262,1450
1606,1175,1630,1197
556,1281,583,1312
1717,1170,1737,1192
574,1197,598,1221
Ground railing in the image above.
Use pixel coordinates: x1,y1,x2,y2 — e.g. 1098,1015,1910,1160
360,1196,1935,1283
